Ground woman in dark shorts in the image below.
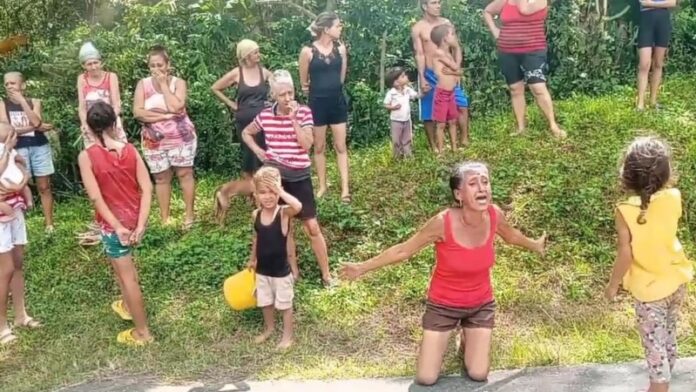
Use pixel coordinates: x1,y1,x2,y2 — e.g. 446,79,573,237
340,162,546,385
242,70,334,287
299,12,351,202
484,0,565,138
211,39,273,222
636,0,676,111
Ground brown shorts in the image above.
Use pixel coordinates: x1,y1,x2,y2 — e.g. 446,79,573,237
422,300,496,332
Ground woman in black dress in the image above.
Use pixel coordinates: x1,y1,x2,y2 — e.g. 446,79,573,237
212,39,273,222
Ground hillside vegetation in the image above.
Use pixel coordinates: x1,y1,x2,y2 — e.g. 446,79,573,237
1,78,695,392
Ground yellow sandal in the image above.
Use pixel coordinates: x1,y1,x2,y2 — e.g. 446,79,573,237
116,328,153,347
111,300,133,321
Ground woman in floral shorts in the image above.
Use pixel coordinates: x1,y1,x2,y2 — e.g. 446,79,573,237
133,45,197,229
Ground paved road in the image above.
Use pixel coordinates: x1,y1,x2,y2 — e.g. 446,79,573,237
56,357,696,392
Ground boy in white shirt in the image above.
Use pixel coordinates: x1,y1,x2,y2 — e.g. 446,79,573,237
384,68,420,159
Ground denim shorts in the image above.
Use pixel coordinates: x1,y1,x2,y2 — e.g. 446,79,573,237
101,232,132,259
16,144,55,177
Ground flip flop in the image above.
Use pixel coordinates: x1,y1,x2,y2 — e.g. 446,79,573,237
322,276,338,289
341,194,352,204
116,328,153,347
182,220,196,231
14,316,42,329
0,328,17,345
111,300,133,321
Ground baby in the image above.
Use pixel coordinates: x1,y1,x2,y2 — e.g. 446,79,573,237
0,122,32,221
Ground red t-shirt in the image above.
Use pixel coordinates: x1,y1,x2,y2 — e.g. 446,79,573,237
253,104,313,170
498,2,548,54
427,206,498,308
85,143,141,233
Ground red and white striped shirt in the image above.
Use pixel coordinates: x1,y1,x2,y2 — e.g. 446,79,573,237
253,104,313,169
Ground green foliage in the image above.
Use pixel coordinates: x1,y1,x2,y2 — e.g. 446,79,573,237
1,0,696,191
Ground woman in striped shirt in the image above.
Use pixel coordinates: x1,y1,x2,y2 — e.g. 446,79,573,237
242,70,333,287
483,0,565,138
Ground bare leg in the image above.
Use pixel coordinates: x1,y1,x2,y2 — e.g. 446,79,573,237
415,329,451,385
35,176,54,228
458,107,470,146
255,306,275,343
528,83,565,138
434,122,445,156
636,47,653,110
10,245,35,324
302,219,331,283
153,169,173,224
330,123,350,200
215,176,255,225
461,328,493,381
174,167,196,226
277,307,294,349
313,126,328,197
650,47,668,107
424,121,437,152
0,251,15,331
509,82,527,133
447,120,457,151
111,255,151,341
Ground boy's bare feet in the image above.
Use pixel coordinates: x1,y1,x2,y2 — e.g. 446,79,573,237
277,337,294,350
254,329,274,344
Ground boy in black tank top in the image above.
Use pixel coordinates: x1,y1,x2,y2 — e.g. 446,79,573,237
247,166,302,349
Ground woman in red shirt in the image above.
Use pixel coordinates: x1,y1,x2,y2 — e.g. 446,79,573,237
78,101,154,346
483,0,565,138
340,162,546,385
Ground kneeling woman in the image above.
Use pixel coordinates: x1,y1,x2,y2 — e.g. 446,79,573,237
340,162,546,385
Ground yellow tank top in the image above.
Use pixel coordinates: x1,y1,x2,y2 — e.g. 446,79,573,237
617,188,693,302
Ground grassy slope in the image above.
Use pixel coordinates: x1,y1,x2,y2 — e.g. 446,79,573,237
1,78,696,391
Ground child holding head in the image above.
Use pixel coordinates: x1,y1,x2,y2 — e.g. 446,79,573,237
246,166,302,350
430,24,462,155
78,101,153,346
605,137,693,392
384,67,420,159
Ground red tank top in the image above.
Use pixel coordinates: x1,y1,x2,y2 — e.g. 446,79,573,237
497,2,548,54
428,206,498,308
82,72,113,110
85,143,141,233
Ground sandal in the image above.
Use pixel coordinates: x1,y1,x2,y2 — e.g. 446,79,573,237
341,194,352,204
116,328,153,347
14,316,42,329
182,219,196,231
111,300,133,321
322,276,338,289
0,328,17,345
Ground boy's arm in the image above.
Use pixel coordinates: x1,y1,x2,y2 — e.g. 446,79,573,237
279,190,303,217
436,51,461,74
383,92,400,110
247,210,259,269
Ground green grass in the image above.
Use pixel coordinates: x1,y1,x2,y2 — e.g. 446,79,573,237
2,78,696,392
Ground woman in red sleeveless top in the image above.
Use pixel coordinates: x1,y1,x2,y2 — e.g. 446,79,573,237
78,102,154,346
483,0,565,138
340,162,546,386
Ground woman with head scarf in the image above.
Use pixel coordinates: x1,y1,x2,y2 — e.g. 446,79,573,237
211,39,273,223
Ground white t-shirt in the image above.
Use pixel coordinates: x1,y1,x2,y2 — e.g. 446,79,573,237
383,87,418,122
0,143,24,187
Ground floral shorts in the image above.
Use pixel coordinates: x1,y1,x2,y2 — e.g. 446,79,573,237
635,285,687,383
142,139,197,174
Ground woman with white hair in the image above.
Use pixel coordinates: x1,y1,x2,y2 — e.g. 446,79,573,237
242,70,334,288
211,39,273,223
77,41,127,146
340,161,547,385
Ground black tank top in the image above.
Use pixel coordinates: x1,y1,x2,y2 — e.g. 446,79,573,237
235,64,269,128
3,98,48,149
254,207,290,277
308,41,343,98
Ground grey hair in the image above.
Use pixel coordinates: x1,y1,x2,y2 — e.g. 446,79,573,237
449,161,489,201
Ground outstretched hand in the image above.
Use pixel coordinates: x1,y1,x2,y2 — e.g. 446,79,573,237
339,262,365,281
533,231,547,256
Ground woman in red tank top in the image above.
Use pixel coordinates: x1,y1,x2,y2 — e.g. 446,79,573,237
483,0,565,138
340,162,546,386
78,102,154,347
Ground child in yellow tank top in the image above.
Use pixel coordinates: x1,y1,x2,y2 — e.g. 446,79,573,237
605,136,693,392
